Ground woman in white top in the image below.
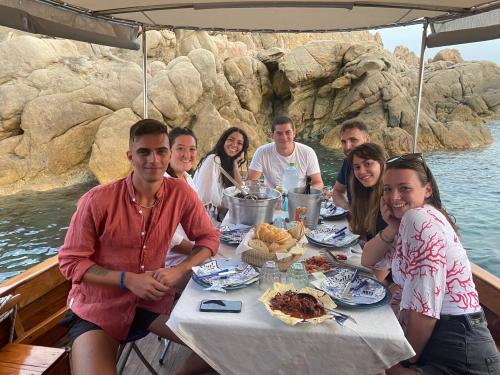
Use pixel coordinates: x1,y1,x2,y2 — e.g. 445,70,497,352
164,127,200,269
362,154,498,375
193,127,249,209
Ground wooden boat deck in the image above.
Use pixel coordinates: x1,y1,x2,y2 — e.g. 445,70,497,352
120,334,218,375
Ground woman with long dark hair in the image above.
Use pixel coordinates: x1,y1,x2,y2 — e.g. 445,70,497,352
193,127,249,207
348,143,388,241
362,154,498,375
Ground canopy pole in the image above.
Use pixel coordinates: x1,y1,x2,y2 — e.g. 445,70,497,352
413,20,428,153
142,27,148,119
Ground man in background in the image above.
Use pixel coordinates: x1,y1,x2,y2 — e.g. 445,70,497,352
331,119,370,210
247,115,323,190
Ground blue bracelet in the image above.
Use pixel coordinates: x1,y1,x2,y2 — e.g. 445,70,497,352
119,271,125,289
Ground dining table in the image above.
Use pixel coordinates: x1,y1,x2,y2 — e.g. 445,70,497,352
166,215,415,375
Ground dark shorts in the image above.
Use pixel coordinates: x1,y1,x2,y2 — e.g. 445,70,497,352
413,311,500,375
61,308,159,343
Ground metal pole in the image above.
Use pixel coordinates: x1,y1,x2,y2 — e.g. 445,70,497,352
142,27,148,119
412,20,428,153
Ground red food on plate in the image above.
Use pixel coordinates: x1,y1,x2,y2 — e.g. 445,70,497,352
270,291,325,319
303,256,335,273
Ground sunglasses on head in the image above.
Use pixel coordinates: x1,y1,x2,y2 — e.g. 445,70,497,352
386,153,424,165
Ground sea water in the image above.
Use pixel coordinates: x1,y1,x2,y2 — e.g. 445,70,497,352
0,123,498,282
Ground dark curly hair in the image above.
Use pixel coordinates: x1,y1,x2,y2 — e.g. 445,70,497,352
195,127,249,188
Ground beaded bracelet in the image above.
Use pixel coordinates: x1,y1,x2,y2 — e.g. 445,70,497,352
119,271,125,289
378,230,394,244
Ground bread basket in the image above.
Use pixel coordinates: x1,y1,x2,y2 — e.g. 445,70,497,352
241,249,301,272
238,222,306,271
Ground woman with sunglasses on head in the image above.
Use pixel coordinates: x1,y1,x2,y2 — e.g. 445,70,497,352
193,127,249,210
362,154,498,375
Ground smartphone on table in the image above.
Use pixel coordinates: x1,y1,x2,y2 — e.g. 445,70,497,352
199,299,242,313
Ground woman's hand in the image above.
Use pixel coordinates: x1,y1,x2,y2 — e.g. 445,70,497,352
380,197,400,232
233,152,244,168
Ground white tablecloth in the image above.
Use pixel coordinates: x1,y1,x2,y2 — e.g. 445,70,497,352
167,219,415,375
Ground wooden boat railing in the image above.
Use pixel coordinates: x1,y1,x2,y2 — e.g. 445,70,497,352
0,256,70,348
0,255,497,351
471,263,500,347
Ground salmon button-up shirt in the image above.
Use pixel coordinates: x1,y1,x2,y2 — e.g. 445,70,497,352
58,174,220,340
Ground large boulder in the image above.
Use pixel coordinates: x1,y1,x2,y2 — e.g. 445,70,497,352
224,56,273,124
432,48,464,64
89,109,140,184
0,26,498,195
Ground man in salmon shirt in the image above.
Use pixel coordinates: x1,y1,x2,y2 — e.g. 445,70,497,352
58,119,220,375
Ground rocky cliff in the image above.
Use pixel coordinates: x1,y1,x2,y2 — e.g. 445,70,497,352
0,27,498,195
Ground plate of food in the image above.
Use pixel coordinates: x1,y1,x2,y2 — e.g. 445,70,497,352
191,259,260,291
320,200,348,220
219,224,251,245
312,268,390,308
259,283,337,325
302,255,336,273
305,224,359,248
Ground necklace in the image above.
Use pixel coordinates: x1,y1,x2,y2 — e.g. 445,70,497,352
136,198,158,209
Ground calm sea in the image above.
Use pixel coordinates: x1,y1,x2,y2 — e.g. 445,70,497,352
0,122,498,282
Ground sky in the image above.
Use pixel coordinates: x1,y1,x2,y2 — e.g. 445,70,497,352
372,24,500,65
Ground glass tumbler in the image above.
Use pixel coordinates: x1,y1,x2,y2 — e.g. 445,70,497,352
286,262,309,290
259,261,281,290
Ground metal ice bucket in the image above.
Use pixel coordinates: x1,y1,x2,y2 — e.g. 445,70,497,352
287,187,322,229
223,186,281,226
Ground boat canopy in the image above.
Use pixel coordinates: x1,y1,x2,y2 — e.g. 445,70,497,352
0,1,499,50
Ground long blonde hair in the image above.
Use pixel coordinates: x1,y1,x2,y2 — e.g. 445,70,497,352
348,143,387,237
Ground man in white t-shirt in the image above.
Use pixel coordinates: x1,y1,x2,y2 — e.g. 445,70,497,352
248,116,323,190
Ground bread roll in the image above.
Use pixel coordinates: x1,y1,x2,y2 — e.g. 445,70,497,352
288,222,306,240
268,242,287,253
248,239,269,253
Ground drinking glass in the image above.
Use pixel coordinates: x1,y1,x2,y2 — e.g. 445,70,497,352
286,262,309,290
259,261,281,290
322,185,333,201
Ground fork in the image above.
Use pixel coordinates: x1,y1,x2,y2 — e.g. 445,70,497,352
331,314,348,326
325,308,357,324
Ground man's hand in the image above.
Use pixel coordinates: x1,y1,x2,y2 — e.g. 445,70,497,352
331,181,350,210
152,266,189,288
124,271,170,301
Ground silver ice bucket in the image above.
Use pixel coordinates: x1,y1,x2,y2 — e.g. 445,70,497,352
223,186,281,226
287,187,322,229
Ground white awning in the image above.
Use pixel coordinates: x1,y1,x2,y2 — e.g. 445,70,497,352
428,8,500,47
0,1,499,49
0,0,140,49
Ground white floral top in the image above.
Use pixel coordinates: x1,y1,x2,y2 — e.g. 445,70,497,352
377,204,480,318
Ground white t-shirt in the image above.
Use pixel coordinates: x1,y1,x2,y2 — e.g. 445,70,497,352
164,171,198,267
249,142,321,188
193,154,224,207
